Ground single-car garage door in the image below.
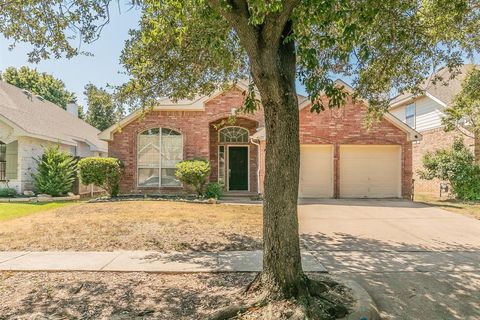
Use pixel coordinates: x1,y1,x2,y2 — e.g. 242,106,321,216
299,145,333,198
340,145,401,198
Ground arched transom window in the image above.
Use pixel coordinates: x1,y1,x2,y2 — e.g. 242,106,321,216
137,128,183,187
219,127,249,143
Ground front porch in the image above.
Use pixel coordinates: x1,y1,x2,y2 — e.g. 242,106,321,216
209,117,261,194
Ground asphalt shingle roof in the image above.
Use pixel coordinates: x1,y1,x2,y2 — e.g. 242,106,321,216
390,64,478,106
0,80,107,152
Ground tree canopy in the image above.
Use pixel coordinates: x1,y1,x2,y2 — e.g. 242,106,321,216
1,66,76,108
119,1,480,114
443,67,480,161
84,83,120,131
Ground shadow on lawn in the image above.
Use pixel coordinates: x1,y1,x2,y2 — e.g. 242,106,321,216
2,231,479,319
0,272,254,319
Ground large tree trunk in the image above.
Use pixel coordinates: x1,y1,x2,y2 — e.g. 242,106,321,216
249,21,307,299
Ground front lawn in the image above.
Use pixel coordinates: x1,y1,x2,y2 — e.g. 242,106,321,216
415,194,480,219
0,201,78,221
0,201,263,251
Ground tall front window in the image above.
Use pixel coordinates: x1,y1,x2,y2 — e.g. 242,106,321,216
0,142,6,181
137,128,183,187
405,104,416,128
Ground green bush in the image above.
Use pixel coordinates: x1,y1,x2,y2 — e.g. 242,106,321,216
419,138,480,201
33,145,77,196
175,160,211,195
205,182,224,199
78,157,123,197
0,187,17,198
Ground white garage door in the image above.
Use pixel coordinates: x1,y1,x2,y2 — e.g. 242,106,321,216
340,145,401,198
299,145,333,198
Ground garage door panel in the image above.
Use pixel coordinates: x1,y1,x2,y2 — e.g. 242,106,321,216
340,145,401,198
299,145,333,198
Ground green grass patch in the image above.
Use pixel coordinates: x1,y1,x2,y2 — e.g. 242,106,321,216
0,202,78,221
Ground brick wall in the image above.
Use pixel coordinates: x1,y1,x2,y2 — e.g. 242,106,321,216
108,88,264,194
109,88,415,198
412,127,474,196
258,97,413,198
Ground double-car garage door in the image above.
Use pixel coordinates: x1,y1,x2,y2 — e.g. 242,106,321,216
299,144,401,198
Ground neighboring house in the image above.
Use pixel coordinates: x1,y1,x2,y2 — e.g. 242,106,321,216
100,80,420,199
0,80,108,194
389,64,476,195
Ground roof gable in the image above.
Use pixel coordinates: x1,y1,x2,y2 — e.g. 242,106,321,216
390,64,478,109
0,81,107,152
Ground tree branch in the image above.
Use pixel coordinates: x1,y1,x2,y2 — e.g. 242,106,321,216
206,0,260,56
262,0,301,44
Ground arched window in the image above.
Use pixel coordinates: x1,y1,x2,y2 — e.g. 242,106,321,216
137,128,183,187
219,127,249,143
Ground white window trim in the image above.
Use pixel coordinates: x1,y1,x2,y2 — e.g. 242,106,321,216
0,141,6,181
405,103,416,129
218,145,225,187
218,126,250,144
137,128,183,188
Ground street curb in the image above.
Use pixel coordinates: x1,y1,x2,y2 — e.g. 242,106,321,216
339,279,380,320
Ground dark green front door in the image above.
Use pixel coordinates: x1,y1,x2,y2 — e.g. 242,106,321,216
228,146,248,191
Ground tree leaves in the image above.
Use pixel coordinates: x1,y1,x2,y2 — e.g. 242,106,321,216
1,66,76,108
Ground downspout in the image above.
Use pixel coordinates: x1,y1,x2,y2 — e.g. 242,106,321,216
250,137,261,195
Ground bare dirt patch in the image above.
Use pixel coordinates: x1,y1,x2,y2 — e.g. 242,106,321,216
0,271,255,319
0,201,262,251
0,272,353,320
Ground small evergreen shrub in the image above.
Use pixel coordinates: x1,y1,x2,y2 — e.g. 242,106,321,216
205,182,224,199
175,160,211,195
419,138,480,201
33,145,77,196
78,157,123,197
0,187,17,198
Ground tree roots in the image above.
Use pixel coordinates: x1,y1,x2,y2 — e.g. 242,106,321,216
208,273,350,320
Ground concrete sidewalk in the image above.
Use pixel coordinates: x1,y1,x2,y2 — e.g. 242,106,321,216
0,250,327,273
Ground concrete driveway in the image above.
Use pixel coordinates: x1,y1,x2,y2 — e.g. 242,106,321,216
298,199,480,320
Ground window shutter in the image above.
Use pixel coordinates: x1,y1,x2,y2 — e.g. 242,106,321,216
5,141,18,180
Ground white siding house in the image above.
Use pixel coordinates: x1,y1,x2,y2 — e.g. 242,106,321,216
0,81,107,194
390,96,446,132
389,64,477,195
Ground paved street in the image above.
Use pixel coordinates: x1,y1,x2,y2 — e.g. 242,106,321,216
299,199,480,319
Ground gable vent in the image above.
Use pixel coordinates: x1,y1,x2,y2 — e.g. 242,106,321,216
22,89,32,99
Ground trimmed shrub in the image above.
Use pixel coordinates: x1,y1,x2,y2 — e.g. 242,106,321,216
78,157,123,197
175,160,211,195
33,145,77,196
0,187,17,198
205,182,224,199
419,138,480,201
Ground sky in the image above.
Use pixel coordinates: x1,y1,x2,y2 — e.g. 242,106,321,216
0,3,311,113
0,4,478,113
0,3,142,111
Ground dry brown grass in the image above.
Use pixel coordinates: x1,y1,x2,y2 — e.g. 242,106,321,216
0,201,262,251
415,194,480,220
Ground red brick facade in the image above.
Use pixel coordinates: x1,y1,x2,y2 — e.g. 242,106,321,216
412,127,474,196
257,97,414,198
108,88,414,198
108,88,264,194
